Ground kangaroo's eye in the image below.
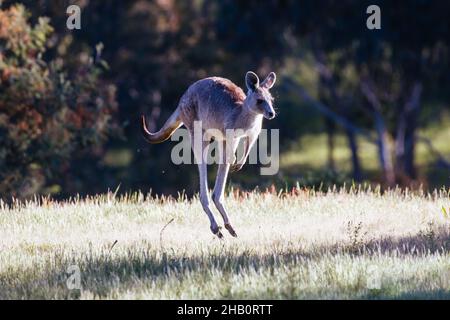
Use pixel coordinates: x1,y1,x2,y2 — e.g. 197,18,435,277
256,99,264,105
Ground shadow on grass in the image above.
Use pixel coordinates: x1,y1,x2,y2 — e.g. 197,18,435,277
1,227,449,299
333,224,450,256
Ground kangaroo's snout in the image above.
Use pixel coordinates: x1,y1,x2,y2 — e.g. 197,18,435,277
262,101,276,120
264,110,275,120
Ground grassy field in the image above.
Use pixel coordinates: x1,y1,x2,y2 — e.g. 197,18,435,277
0,187,449,299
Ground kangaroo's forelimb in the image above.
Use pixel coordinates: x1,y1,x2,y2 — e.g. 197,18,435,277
231,133,258,172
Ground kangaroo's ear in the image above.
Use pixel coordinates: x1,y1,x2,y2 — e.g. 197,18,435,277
261,72,276,89
245,71,259,91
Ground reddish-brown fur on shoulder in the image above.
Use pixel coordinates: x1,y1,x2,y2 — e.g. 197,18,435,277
213,78,246,105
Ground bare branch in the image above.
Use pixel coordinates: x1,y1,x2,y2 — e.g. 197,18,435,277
417,136,450,169
284,78,449,172
283,78,376,143
160,218,175,249
404,82,423,113
360,80,382,112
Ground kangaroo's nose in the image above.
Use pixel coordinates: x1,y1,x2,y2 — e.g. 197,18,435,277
267,111,275,119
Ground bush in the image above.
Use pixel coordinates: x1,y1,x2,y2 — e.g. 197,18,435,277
0,4,118,198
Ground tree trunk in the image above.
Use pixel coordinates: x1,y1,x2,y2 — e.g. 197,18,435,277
395,82,422,180
374,111,396,186
360,80,395,186
346,129,362,181
317,64,337,174
325,119,336,173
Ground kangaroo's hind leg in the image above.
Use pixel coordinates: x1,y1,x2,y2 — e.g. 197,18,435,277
212,140,238,237
191,133,223,238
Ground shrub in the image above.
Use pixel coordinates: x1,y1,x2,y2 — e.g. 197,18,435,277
0,4,118,198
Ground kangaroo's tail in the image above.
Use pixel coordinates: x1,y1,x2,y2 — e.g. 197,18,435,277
141,108,183,144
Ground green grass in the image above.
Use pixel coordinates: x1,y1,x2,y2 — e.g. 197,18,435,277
0,187,449,299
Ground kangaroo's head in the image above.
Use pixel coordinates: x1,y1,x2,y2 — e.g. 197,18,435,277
244,71,277,120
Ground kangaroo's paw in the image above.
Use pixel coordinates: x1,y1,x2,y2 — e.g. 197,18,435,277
211,225,223,239
224,223,238,237
230,163,243,173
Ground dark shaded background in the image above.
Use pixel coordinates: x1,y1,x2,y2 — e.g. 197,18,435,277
0,0,449,200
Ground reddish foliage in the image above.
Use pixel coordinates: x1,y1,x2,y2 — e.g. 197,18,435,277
0,4,119,198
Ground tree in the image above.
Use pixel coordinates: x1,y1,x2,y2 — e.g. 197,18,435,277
0,4,118,198
286,0,449,186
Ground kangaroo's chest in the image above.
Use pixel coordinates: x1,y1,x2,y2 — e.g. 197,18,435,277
235,114,262,131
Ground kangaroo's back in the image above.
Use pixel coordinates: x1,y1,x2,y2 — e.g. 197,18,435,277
179,77,246,130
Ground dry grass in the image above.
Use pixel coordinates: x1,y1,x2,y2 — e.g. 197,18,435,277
0,186,449,299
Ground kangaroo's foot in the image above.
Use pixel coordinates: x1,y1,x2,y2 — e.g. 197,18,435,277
211,225,223,239
224,223,238,237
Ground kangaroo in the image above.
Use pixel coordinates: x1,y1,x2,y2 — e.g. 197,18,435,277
141,71,277,238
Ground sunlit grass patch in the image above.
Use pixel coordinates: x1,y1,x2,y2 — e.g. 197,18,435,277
0,187,449,299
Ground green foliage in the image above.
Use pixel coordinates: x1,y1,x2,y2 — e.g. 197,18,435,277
0,4,118,198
